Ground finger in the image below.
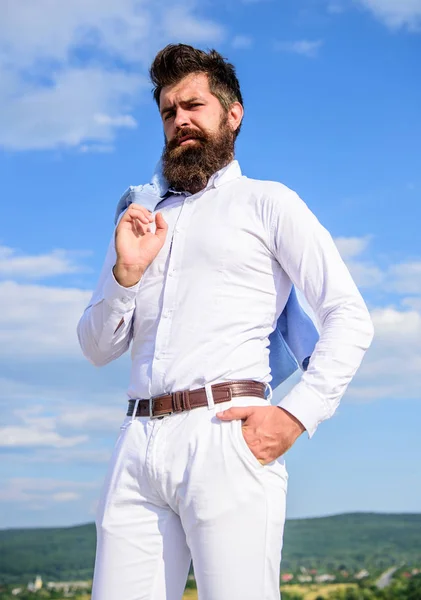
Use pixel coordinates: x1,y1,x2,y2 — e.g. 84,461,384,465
132,218,142,237
128,206,153,225
216,407,254,421
127,212,150,226
130,203,152,215
154,212,168,241
133,218,150,237
129,204,154,218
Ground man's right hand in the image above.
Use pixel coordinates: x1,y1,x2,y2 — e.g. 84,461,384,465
113,203,168,288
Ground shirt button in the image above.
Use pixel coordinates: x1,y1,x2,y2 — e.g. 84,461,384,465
121,297,130,304
169,269,176,277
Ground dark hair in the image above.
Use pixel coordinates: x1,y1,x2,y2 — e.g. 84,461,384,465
149,44,244,138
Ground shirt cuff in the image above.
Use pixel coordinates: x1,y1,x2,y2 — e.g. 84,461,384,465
277,382,328,439
102,269,140,313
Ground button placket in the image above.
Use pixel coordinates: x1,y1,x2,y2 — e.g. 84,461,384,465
151,197,195,369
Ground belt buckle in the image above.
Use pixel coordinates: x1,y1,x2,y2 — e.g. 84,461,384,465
149,397,172,419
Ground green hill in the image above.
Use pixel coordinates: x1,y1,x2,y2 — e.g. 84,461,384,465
281,512,421,572
0,523,96,584
0,513,420,584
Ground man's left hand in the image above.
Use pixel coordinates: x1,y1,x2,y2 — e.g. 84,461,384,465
216,406,305,465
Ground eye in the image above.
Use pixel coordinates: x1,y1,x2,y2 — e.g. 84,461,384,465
164,111,174,121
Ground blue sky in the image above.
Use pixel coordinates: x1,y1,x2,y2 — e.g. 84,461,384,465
1,0,421,528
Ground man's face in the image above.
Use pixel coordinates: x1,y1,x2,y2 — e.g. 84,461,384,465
159,72,237,194
160,72,225,146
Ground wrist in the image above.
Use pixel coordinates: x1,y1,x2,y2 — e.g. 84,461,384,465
277,406,306,436
113,263,144,288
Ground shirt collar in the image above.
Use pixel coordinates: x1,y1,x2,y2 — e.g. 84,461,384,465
209,160,242,189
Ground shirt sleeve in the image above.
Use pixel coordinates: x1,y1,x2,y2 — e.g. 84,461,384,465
269,188,374,437
77,230,141,367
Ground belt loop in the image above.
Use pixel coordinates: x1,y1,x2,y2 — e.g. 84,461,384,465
264,382,273,403
131,398,141,422
173,391,181,412
205,383,215,410
182,390,191,411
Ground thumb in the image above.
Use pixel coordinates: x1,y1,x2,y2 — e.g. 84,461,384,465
155,212,168,241
216,406,254,421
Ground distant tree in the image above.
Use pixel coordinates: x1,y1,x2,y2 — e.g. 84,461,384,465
280,591,303,600
184,578,197,589
405,574,421,600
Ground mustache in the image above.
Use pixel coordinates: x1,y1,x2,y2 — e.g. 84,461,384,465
166,128,207,152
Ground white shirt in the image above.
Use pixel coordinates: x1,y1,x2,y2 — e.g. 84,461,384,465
77,161,374,437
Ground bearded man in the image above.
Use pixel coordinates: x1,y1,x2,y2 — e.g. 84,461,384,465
77,44,374,600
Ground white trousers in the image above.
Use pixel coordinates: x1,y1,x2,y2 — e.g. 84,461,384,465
91,395,288,600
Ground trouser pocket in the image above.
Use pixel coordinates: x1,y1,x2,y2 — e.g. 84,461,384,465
228,408,288,483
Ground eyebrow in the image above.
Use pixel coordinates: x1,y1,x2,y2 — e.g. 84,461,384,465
160,97,204,117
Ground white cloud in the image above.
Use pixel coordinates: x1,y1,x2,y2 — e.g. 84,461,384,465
334,236,421,293
1,0,142,66
0,375,126,422
0,246,88,279
346,305,421,401
387,261,421,294
334,235,385,288
57,405,123,431
346,261,385,288
21,448,113,464
0,478,97,505
0,381,126,448
79,143,114,153
0,426,87,448
232,35,253,49
370,306,421,339
52,492,80,502
274,39,324,58
0,377,44,402
161,6,225,43
94,113,137,128
351,259,421,293
335,236,371,260
356,0,421,30
0,67,144,151
0,0,226,151
402,296,421,311
322,236,421,402
0,280,91,357
1,405,88,448
329,0,421,30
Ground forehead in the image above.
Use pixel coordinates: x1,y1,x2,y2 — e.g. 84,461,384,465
159,72,213,108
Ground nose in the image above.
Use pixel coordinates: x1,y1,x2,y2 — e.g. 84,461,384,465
174,108,190,130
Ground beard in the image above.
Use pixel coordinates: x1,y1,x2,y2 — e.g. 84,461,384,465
162,114,235,195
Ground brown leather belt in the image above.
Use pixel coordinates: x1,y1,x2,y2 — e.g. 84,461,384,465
127,380,266,419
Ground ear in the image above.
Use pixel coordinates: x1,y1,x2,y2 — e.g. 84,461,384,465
228,101,244,134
